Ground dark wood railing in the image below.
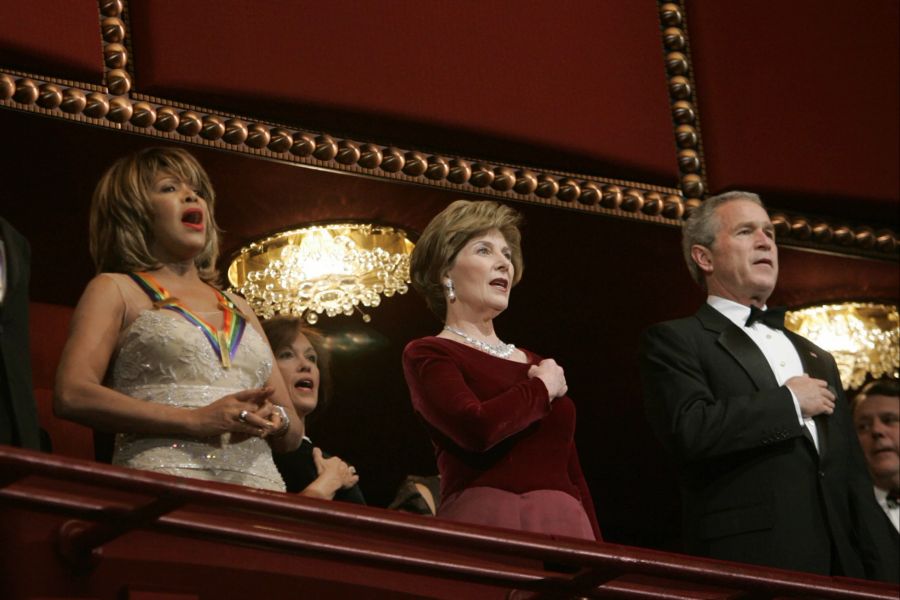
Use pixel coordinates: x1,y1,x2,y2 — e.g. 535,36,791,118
0,446,896,599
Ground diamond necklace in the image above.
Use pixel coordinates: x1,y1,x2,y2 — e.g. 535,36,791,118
443,325,516,359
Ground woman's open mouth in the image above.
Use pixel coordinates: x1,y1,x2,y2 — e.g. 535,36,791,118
181,208,204,231
294,378,314,391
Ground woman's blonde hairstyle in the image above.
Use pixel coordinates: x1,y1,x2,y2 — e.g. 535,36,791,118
410,200,524,321
89,146,221,283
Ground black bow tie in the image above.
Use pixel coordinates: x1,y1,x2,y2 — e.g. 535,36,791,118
888,489,900,510
745,305,787,329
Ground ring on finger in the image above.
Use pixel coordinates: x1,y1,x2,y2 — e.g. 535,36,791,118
238,409,250,423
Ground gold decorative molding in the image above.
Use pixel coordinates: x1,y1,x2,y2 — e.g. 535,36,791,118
0,69,686,225
771,212,898,255
654,1,897,259
0,0,896,259
98,0,132,96
658,1,707,209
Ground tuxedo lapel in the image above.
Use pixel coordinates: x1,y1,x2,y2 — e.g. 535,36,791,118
696,304,779,392
786,331,832,459
697,305,822,457
812,411,830,461
786,331,829,379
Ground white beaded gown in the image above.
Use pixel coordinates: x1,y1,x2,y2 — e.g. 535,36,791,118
109,308,286,491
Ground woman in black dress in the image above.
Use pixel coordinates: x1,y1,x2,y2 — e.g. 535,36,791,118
263,317,365,503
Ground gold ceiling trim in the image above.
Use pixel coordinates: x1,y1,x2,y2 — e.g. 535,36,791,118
770,211,898,254
98,0,133,97
0,70,688,226
658,1,708,208
0,0,896,258
652,0,898,258
2,70,895,259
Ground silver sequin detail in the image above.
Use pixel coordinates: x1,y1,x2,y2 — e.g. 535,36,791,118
110,311,284,492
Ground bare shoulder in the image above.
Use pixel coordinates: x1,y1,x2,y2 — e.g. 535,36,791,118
225,290,254,314
77,273,128,310
223,290,266,332
67,273,128,340
224,291,258,321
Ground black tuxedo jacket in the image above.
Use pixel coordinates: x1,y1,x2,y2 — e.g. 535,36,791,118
640,303,898,582
0,217,41,450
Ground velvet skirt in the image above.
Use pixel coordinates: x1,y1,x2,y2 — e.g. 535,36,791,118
438,486,596,541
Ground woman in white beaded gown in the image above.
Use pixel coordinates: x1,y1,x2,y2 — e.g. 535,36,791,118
55,147,302,491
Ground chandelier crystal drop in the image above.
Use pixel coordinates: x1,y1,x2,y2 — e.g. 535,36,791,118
785,302,899,390
227,223,415,324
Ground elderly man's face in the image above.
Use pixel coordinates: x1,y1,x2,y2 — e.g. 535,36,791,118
854,394,900,487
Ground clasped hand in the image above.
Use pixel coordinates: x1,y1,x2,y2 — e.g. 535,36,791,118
299,447,359,500
527,358,567,401
191,386,286,437
786,374,836,418
313,447,359,490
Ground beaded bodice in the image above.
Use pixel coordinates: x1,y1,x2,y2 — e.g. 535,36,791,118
111,309,270,392
110,309,285,491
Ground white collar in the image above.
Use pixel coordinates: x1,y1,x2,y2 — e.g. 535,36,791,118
874,486,890,503
707,296,767,329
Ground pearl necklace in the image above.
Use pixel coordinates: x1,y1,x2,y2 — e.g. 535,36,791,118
443,325,516,359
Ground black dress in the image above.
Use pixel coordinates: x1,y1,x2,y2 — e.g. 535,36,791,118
274,437,366,504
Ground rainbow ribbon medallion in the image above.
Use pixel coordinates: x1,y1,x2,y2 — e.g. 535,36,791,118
129,272,246,368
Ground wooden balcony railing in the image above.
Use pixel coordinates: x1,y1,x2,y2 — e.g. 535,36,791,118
0,445,896,600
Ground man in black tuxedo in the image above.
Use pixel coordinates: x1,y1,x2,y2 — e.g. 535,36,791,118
639,191,898,581
0,216,42,450
852,379,899,538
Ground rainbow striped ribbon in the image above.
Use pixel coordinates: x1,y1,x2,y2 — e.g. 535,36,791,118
129,272,246,369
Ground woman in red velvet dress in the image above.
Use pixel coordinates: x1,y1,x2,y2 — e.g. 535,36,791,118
402,200,601,541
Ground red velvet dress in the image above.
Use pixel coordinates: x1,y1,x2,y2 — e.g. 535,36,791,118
402,336,601,540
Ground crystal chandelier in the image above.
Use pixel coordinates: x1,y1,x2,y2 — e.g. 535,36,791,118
227,223,414,323
785,302,899,390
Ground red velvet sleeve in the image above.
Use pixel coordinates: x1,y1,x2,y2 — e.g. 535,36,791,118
402,339,551,453
567,443,602,540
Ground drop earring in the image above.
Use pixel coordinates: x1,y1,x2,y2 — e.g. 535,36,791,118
445,279,456,302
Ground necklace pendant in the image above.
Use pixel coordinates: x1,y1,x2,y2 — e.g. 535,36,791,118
152,298,178,309
218,331,231,369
